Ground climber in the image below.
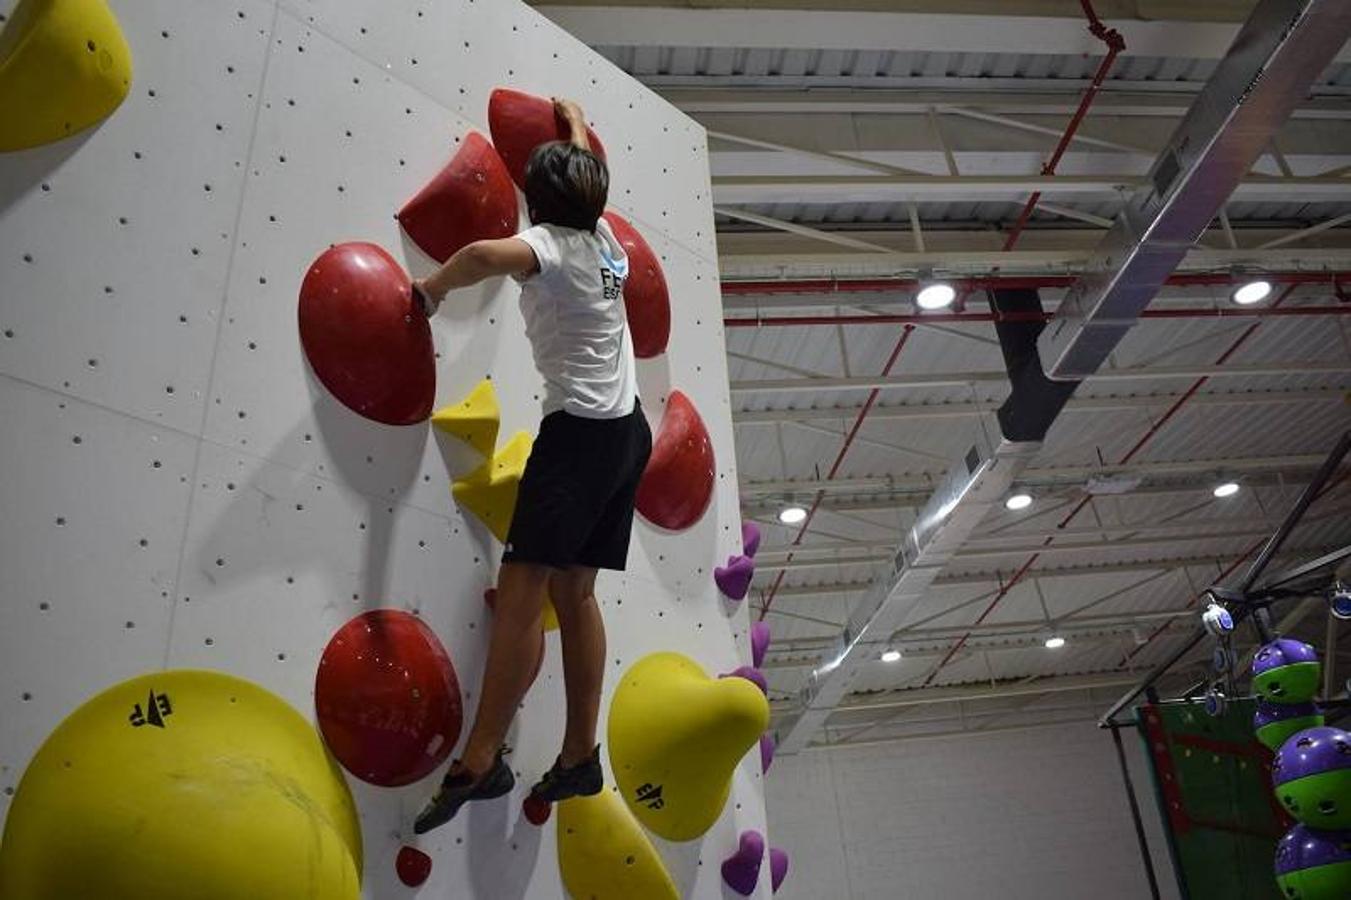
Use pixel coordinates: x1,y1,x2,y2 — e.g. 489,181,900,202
411,98,652,834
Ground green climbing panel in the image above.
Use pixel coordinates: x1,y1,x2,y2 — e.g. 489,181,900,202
1137,700,1289,900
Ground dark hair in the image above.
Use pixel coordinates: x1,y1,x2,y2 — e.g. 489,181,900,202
523,141,608,231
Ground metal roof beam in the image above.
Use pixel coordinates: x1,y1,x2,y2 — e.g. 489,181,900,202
743,453,1340,496
733,387,1349,424
536,6,1351,62
713,173,1351,205
730,361,1351,394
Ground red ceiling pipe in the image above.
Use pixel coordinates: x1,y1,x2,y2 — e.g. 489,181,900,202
724,305,1351,328
923,285,1301,684
756,325,917,621
1002,2,1126,251
722,271,1351,297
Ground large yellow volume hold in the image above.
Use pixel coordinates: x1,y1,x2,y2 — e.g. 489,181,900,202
432,378,500,458
0,0,133,151
0,670,362,900
557,787,679,900
451,429,532,543
608,651,770,841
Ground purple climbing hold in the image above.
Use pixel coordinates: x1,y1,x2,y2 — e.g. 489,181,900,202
759,733,776,774
722,666,768,695
770,846,790,893
715,554,755,601
1255,638,1320,674
1273,726,1351,786
721,830,765,896
751,621,771,669
1275,824,1351,875
742,521,761,558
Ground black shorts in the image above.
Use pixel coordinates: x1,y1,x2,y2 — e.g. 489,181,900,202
502,400,653,571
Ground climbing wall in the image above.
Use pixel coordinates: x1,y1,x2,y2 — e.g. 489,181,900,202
0,1,765,898
1137,701,1287,899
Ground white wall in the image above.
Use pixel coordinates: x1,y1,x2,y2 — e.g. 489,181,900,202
0,1,763,897
766,722,1181,900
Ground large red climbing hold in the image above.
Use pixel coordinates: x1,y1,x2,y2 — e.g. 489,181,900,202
488,87,608,190
602,211,670,358
298,242,435,426
636,391,715,531
398,131,519,263
396,846,433,887
314,609,462,787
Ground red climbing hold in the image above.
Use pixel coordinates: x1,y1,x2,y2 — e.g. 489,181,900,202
314,609,462,787
523,793,552,826
298,242,435,426
488,87,608,190
635,390,715,531
398,131,519,264
602,211,670,358
396,846,433,887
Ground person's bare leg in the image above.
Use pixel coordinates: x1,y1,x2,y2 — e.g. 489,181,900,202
549,566,606,767
460,561,550,775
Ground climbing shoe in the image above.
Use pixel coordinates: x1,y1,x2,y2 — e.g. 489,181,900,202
413,748,515,834
529,745,604,803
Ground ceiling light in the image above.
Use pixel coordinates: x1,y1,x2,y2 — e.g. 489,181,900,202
916,282,956,310
1044,635,1066,649
1231,279,1272,306
881,649,902,663
778,504,808,525
1005,493,1033,511
1213,482,1241,498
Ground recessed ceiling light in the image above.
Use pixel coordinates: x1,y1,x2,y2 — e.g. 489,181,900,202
1005,493,1033,511
1044,636,1066,649
1213,482,1241,498
881,649,902,663
916,283,956,310
1231,279,1273,306
778,505,808,525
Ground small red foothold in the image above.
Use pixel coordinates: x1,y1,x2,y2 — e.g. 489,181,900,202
483,587,497,611
396,846,432,887
523,793,552,826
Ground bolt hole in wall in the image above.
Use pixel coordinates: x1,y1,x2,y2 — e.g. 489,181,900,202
0,1,747,899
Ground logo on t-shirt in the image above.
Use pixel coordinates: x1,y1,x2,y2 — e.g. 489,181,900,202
599,246,627,301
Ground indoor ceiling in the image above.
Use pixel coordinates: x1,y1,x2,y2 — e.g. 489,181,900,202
534,0,1351,749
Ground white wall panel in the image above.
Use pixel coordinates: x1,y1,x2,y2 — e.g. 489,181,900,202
765,722,1182,900
0,0,755,897
0,377,196,795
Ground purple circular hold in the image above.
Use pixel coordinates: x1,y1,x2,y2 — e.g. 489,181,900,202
770,846,790,893
1275,823,1351,875
1255,699,1320,729
751,622,771,669
760,732,776,774
742,521,761,558
1273,726,1351,786
722,665,768,696
1254,638,1319,676
721,830,766,896
715,554,756,601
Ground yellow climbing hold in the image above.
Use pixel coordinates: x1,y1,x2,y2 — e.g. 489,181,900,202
432,378,500,458
608,651,770,841
557,787,679,900
0,670,362,900
452,429,532,543
0,0,133,152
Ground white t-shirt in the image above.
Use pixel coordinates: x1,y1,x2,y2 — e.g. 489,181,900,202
513,220,638,419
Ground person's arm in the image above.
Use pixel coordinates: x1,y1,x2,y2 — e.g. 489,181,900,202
553,97,590,152
413,237,538,316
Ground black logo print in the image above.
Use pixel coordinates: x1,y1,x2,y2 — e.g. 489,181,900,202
129,690,173,728
635,782,665,810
